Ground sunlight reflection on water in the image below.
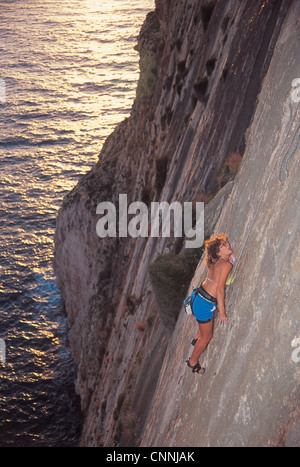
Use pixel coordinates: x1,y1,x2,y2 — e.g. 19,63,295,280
0,0,154,446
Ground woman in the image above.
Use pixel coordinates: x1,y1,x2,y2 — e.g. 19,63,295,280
186,233,234,374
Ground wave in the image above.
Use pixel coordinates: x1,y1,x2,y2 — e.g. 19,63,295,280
0,135,76,148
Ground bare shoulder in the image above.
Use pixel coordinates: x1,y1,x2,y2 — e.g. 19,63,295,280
217,259,233,272
215,260,233,288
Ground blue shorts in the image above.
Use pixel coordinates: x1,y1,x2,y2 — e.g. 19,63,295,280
191,287,217,323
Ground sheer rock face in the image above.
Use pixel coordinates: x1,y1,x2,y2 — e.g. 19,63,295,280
53,0,299,447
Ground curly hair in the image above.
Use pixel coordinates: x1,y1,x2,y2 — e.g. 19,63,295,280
204,233,229,268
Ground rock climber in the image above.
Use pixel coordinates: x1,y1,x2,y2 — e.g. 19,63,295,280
186,233,234,374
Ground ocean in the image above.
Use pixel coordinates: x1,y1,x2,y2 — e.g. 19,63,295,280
0,0,154,446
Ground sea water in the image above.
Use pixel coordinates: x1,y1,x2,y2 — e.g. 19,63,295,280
0,0,153,446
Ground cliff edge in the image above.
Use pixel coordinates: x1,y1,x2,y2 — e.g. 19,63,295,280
141,2,300,447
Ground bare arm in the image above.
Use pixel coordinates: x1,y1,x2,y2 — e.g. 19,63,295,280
216,261,233,324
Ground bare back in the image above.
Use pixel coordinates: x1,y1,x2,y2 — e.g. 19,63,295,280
202,259,232,298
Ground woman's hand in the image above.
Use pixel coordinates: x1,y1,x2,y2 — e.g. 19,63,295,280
229,254,235,264
219,312,228,326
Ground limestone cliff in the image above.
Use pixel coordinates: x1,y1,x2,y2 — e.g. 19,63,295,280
53,0,299,446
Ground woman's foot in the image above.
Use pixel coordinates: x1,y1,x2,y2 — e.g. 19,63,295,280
186,358,205,374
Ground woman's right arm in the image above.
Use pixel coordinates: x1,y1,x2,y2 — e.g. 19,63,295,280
216,261,233,324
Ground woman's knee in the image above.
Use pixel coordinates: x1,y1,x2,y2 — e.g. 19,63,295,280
207,331,213,343
202,331,212,343
198,321,213,342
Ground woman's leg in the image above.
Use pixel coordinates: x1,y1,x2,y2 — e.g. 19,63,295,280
193,328,201,342
189,320,214,367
